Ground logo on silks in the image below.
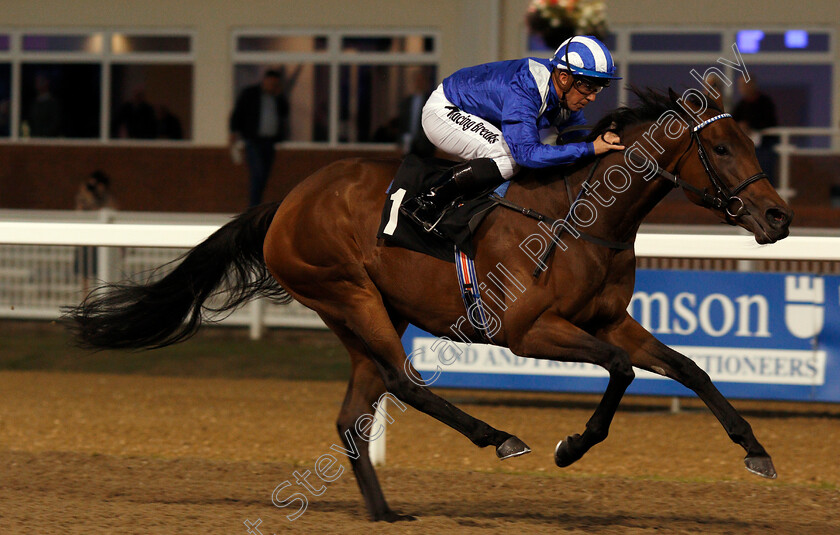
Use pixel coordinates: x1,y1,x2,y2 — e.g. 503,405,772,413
785,275,824,339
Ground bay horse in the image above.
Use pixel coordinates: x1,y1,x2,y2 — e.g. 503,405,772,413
65,88,792,522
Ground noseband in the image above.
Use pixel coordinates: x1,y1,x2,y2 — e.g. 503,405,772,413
690,113,769,218
634,112,769,220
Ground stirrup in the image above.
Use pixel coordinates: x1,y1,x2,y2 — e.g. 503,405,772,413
399,197,454,237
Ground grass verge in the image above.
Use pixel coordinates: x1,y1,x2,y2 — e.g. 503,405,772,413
0,320,349,381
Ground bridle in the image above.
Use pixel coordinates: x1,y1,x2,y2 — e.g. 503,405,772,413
636,112,769,220
492,111,771,278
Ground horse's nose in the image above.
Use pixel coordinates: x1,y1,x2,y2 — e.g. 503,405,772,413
765,206,792,229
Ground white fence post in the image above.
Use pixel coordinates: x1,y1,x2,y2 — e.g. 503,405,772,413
369,397,388,466
670,397,681,414
95,209,115,285
250,298,265,340
773,130,796,203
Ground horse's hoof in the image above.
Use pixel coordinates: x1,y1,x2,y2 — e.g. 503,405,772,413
376,511,417,522
554,434,582,467
744,455,777,479
496,436,531,460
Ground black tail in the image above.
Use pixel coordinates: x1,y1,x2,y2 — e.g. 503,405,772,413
62,202,291,350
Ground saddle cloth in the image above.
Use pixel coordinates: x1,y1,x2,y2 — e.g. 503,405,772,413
376,154,504,262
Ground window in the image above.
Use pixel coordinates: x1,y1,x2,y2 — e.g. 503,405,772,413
0,65,9,137
631,33,721,53
21,63,101,138
111,34,191,54
526,31,616,54
18,32,104,139
110,63,192,140
736,30,830,54
1,29,194,141
338,64,436,143
236,35,328,53
108,33,193,141
23,33,104,53
232,30,438,145
524,27,835,149
0,35,9,137
737,63,833,148
626,63,714,93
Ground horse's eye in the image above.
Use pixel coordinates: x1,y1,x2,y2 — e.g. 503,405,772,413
714,145,729,156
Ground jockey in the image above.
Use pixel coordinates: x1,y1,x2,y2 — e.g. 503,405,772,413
405,35,624,229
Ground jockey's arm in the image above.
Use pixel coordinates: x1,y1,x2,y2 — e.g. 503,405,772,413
501,73,595,169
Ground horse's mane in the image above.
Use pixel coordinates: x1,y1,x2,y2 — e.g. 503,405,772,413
585,86,722,142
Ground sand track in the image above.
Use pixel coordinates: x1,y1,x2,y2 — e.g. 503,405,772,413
1,371,838,534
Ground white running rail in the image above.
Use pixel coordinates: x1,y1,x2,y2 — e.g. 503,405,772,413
2,220,839,259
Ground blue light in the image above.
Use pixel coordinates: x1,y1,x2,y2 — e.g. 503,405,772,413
737,30,765,54
785,30,808,49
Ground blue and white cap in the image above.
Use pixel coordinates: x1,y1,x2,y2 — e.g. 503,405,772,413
549,35,621,80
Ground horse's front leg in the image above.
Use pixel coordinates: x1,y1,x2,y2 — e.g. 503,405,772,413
509,314,635,467
599,313,776,479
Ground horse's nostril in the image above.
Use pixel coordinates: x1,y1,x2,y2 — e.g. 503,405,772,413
765,207,790,228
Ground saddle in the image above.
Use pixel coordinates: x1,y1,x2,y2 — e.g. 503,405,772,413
376,155,503,262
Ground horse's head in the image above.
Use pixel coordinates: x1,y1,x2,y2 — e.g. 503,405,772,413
668,89,793,244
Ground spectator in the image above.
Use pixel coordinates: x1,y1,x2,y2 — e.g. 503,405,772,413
399,70,436,158
156,105,183,140
733,77,778,178
372,117,400,143
75,170,117,211
112,88,157,139
29,74,62,137
73,170,118,292
229,68,299,207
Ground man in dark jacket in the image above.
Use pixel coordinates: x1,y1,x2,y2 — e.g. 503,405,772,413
398,70,436,158
229,70,290,207
733,77,779,179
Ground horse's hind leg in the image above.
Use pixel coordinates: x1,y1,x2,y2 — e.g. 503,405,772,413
307,285,528,459
328,320,416,522
602,314,776,479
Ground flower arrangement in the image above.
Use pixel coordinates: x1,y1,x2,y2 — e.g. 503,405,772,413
526,0,608,49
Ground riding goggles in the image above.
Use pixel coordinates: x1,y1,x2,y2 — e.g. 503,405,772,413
573,77,609,96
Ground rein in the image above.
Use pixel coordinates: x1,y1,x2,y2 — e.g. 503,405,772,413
490,156,634,278
490,112,771,278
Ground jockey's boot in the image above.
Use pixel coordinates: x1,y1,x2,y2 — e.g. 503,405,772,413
403,158,504,234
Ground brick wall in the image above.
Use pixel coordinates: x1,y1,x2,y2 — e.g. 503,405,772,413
0,145,400,213
1,145,838,227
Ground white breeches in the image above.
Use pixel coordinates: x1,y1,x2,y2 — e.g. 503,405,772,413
421,84,518,179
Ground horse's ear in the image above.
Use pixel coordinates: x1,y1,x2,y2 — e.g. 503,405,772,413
710,90,726,112
667,88,680,104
